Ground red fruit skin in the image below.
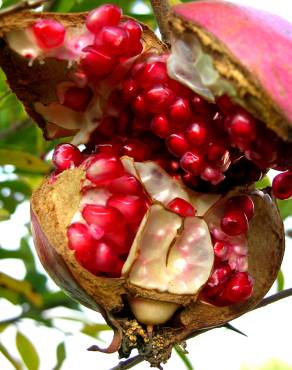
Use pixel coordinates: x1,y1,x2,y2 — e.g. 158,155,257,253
173,1,292,126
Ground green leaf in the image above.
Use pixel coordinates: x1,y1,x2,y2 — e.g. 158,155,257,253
0,179,32,214
174,345,194,370
81,323,110,338
255,175,271,189
0,341,22,370
0,149,51,173
16,332,39,370
0,207,10,221
51,0,75,12
277,270,285,292
277,198,292,220
53,342,66,370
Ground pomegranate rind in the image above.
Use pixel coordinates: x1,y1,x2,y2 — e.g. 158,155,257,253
169,1,292,141
0,10,166,140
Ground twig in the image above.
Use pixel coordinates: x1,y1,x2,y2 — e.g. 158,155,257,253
0,119,33,140
109,354,144,370
254,288,292,310
150,0,171,45
0,0,49,16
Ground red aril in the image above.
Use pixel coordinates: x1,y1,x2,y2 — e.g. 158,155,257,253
107,174,143,195
105,225,131,255
86,4,122,34
169,98,191,125
167,197,196,217
180,151,204,175
151,115,171,138
144,86,175,114
133,94,147,116
203,263,232,297
107,194,147,224
221,272,253,303
120,139,150,161
137,62,168,89
99,26,129,56
166,133,189,157
122,78,138,102
226,112,257,149
201,166,225,185
82,204,122,232
85,154,124,185
32,19,65,49
52,143,83,171
62,86,92,112
213,241,229,259
226,195,255,221
207,144,228,166
190,93,212,116
93,239,121,274
221,209,248,236
81,47,117,81
121,20,142,43
67,222,94,263
272,170,292,200
185,121,208,147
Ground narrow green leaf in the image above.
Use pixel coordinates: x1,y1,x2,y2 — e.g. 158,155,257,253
0,149,50,173
53,342,66,370
81,323,111,338
277,198,292,220
0,207,10,221
0,341,22,370
16,332,39,370
255,175,271,189
277,270,285,292
174,345,194,370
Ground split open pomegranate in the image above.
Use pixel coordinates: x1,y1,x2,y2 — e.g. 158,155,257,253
0,1,290,367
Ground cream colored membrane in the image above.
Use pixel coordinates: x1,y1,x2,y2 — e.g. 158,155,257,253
167,33,236,101
167,217,214,294
129,297,179,325
123,204,182,291
121,156,138,177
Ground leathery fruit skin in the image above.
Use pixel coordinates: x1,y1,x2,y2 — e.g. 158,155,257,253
0,1,290,367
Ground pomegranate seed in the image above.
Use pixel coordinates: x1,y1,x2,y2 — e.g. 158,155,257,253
67,222,94,263
168,79,192,99
137,62,168,89
122,79,138,102
203,263,232,297
166,133,189,157
86,4,122,33
96,117,116,137
201,166,225,185
227,112,257,149
151,115,171,138
81,47,117,81
144,86,175,114
121,20,142,42
52,143,83,171
272,170,292,199
221,209,248,236
88,224,104,240
124,39,143,57
32,19,65,49
213,241,229,259
98,26,129,56
62,86,92,112
105,225,130,255
107,195,147,224
207,144,228,166
226,195,255,220
93,239,121,273
82,204,122,232
85,154,124,185
190,94,212,116
221,272,253,303
133,94,147,116
120,139,150,161
180,151,204,175
185,121,208,147
167,197,196,217
216,95,235,114
181,172,199,188
108,174,143,195
169,98,191,125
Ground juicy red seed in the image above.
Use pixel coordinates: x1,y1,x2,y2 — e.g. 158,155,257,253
81,47,117,80
124,39,143,57
133,94,147,116
220,209,248,236
180,151,204,175
167,197,196,217
82,204,122,232
181,172,199,188
96,117,116,137
93,239,121,273
272,171,292,200
32,19,65,49
137,62,168,89
108,258,124,278
151,115,171,138
108,174,143,195
88,224,104,240
121,20,142,42
213,241,229,259
104,224,130,254
203,263,232,297
216,95,235,114
201,166,225,185
122,79,138,102
67,222,94,263
144,86,175,114
190,94,212,116
227,112,257,148
85,153,124,185
169,98,191,125
185,122,208,146
221,272,253,303
99,26,129,56
62,86,92,112
86,4,122,33
166,133,189,157
168,79,192,99
207,144,228,165
52,143,83,171
120,139,150,161
245,133,279,169
226,195,255,221
107,195,147,224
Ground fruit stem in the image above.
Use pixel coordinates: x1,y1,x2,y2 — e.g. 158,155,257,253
0,0,49,17
150,0,171,45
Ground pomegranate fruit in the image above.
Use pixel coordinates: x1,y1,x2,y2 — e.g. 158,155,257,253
0,1,289,367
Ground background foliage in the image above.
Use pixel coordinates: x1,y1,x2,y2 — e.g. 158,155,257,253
0,0,291,369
